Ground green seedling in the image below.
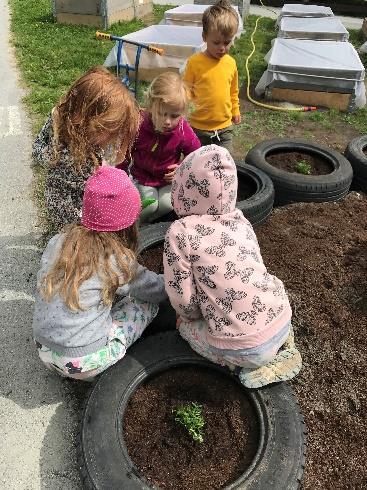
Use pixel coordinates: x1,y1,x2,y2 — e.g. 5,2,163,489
173,402,205,443
141,197,156,209
295,160,312,175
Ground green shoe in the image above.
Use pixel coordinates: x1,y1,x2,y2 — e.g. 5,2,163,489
239,347,302,389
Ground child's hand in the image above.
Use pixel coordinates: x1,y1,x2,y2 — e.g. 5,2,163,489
232,114,241,125
164,164,178,183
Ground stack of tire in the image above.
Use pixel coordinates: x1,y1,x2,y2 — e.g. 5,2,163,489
245,138,353,206
344,135,367,192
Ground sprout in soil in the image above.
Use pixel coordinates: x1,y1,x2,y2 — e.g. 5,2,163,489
295,160,312,175
173,402,205,443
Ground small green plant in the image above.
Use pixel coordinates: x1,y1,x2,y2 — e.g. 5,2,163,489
295,160,312,175
173,402,205,443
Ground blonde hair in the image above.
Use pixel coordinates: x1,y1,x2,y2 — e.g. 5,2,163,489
202,0,239,37
52,66,140,173
144,72,189,124
41,223,139,311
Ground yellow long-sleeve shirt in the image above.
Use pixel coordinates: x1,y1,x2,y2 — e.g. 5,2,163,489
183,52,240,131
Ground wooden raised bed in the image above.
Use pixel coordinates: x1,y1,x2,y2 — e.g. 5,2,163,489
52,0,152,28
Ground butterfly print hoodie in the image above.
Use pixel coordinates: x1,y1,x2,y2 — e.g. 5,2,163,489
163,145,292,350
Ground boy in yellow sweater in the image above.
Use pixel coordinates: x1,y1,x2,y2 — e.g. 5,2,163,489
183,0,241,153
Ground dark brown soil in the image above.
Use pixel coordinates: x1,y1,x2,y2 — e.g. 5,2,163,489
256,192,367,489
266,151,332,175
138,243,164,274
237,173,257,201
137,192,367,488
123,366,259,490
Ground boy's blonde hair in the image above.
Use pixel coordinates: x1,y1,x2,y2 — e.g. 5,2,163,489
202,0,239,38
144,72,189,121
52,66,140,173
41,223,139,311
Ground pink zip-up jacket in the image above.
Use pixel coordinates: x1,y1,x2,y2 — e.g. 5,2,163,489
163,145,292,351
117,111,200,187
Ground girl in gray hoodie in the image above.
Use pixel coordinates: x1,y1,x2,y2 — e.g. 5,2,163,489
33,166,167,380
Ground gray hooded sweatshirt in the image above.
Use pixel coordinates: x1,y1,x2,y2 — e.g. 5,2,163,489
32,233,167,357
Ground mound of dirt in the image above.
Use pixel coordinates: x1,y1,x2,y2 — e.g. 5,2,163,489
256,192,367,489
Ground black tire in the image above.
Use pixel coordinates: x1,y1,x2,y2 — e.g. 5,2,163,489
245,138,353,205
138,221,171,253
79,331,306,490
236,164,275,227
344,135,367,192
140,165,274,229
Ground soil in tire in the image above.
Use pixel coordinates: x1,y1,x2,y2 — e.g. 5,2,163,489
266,151,333,175
123,366,259,490
139,243,164,274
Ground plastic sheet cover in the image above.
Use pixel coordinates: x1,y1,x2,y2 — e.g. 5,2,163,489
276,4,334,26
163,4,243,37
255,39,366,108
279,17,349,42
279,3,334,18
104,25,206,71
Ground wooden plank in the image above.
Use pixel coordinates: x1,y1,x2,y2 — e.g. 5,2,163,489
106,0,135,14
54,0,101,15
56,12,104,26
270,87,352,112
108,2,152,22
107,6,135,23
362,18,367,40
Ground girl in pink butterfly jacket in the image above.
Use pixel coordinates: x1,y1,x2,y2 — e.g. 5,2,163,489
163,145,302,388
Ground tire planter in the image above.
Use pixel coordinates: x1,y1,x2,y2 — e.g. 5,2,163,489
147,165,274,228
245,138,353,206
79,331,306,490
236,164,274,227
344,135,367,192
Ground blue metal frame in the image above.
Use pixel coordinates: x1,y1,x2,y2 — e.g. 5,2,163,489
115,38,143,96
97,32,163,97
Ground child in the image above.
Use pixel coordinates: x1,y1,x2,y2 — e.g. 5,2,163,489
32,66,140,231
32,166,167,380
118,72,200,223
183,0,241,153
163,145,302,389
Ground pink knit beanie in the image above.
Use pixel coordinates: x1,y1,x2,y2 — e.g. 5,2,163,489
81,166,141,231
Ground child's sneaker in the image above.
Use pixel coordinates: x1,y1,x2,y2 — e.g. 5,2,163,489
239,328,302,389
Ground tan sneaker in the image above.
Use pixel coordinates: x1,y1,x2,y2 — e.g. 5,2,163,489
239,346,302,389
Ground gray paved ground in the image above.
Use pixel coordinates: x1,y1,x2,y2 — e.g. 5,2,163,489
0,0,85,488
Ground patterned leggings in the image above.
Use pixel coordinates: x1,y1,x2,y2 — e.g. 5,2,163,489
136,183,173,223
36,296,158,381
179,319,291,369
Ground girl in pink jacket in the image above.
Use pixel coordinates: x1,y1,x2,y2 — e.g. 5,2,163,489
118,72,200,223
163,145,302,388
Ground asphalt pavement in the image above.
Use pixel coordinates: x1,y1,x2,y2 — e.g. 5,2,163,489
0,0,85,488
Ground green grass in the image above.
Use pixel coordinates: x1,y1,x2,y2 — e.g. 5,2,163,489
9,0,172,130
